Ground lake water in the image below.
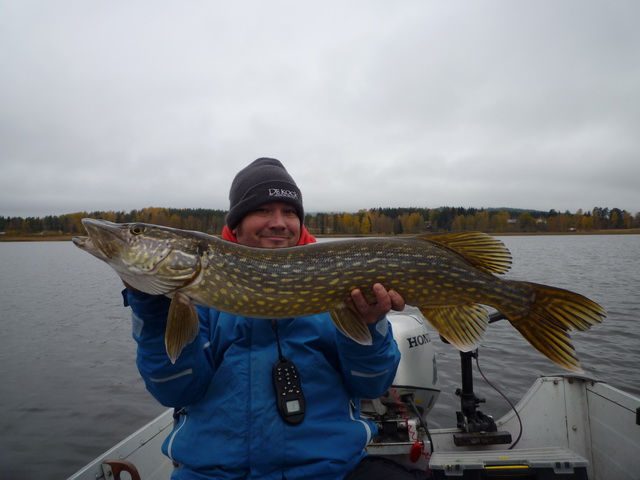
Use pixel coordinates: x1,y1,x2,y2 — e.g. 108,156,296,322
1,235,638,479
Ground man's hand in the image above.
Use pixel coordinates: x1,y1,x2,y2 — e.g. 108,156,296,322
346,283,405,325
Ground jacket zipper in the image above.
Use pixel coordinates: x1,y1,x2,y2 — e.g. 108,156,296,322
166,409,188,461
349,400,372,444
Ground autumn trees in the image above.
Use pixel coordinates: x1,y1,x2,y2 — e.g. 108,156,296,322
1,206,639,237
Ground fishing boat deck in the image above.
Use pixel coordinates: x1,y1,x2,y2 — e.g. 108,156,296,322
68,375,640,480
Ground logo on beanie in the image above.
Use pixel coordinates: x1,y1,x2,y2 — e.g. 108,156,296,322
269,188,299,200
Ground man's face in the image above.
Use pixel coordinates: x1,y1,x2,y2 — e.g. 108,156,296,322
233,202,301,248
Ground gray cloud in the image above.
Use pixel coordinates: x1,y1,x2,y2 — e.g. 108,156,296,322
1,0,638,217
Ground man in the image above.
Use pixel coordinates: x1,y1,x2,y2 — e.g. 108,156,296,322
124,158,426,479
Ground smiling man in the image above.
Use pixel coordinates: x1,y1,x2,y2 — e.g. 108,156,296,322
221,157,311,248
230,201,301,247
125,158,427,479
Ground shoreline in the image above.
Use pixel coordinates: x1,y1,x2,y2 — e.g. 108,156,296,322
2,228,640,242
0,235,77,242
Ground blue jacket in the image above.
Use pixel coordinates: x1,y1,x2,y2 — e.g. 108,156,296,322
124,290,401,480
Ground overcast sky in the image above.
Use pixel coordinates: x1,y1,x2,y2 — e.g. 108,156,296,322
1,1,639,218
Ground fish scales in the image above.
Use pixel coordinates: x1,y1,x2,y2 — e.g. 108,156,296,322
73,219,605,371
191,238,521,319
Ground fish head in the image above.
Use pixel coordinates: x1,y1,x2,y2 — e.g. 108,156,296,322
73,218,205,295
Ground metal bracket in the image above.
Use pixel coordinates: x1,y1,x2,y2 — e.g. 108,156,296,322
102,460,141,480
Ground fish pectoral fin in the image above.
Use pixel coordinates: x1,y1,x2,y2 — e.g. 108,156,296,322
418,232,512,275
166,292,200,364
419,304,489,352
330,307,373,346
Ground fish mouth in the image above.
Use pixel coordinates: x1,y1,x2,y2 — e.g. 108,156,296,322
72,234,110,261
72,235,89,247
81,218,121,236
77,217,183,273
78,219,128,259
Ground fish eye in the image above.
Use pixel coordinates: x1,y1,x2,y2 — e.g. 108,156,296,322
130,225,145,235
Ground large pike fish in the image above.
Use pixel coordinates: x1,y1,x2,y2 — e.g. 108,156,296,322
73,218,605,372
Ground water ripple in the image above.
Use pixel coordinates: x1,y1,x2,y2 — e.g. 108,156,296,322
1,236,638,478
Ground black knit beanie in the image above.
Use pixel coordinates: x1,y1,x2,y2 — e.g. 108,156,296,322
226,158,304,230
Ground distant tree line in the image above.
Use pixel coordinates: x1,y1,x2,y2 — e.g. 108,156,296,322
1,206,638,237
0,207,227,236
305,206,640,235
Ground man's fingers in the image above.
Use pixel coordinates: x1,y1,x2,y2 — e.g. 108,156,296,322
346,284,406,325
349,288,368,311
388,289,405,311
372,283,392,311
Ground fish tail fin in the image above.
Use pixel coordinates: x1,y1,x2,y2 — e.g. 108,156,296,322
166,292,200,363
509,282,606,373
330,307,373,345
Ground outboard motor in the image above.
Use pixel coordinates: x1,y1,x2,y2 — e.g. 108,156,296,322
384,307,439,412
363,307,440,464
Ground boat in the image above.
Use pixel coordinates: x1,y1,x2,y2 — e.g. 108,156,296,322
68,308,640,480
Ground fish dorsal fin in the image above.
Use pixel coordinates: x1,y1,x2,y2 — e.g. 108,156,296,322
418,232,512,275
419,303,490,351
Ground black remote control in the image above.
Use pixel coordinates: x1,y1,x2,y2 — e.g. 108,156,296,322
272,357,306,425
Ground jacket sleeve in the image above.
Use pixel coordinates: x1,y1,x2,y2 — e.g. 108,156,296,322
123,289,214,407
335,317,400,399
